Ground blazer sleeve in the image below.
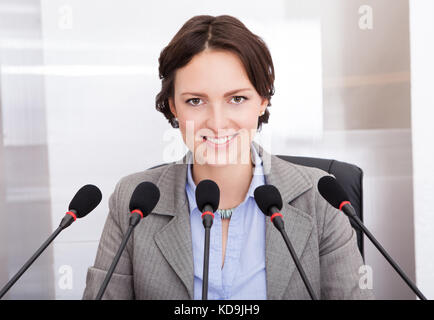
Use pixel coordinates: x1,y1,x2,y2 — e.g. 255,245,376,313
82,180,135,300
317,188,375,300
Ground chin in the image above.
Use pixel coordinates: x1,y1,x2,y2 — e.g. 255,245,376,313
196,149,246,167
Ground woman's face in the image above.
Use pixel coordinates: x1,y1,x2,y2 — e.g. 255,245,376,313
169,49,268,166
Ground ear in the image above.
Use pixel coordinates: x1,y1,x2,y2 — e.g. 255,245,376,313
168,97,177,118
260,97,269,113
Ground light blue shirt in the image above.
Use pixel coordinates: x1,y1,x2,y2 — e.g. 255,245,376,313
185,144,267,300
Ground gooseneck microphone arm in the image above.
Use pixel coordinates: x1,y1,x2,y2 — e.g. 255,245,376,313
254,185,318,300
96,212,141,300
195,179,220,300
95,212,142,300
269,206,318,300
0,183,102,299
201,204,214,300
0,213,76,299
342,203,427,300
95,181,160,300
318,176,427,300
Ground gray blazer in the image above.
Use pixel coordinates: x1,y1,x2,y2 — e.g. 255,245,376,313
82,143,374,300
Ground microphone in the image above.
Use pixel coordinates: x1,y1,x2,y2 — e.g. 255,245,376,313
0,184,102,299
95,181,160,300
318,175,427,300
254,185,318,300
195,179,220,300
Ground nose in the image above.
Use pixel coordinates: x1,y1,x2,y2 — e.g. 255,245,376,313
205,103,230,135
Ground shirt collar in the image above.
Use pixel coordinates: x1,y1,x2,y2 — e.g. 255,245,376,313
186,143,265,212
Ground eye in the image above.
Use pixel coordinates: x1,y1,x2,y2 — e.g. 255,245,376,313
231,96,248,104
185,98,203,106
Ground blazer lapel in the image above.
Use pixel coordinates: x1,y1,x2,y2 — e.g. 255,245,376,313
252,142,315,300
152,156,194,299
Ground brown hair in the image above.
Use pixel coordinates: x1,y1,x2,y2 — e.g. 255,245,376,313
155,15,275,130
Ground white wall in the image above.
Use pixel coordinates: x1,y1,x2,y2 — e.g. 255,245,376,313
311,0,415,299
410,0,434,300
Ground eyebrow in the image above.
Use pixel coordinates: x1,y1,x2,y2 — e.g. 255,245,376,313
180,88,252,97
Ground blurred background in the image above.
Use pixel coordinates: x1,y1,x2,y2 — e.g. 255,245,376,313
0,0,433,299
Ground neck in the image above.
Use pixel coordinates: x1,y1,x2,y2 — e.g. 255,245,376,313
192,157,254,210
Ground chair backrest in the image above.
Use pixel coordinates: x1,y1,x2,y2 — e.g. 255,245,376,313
276,155,364,259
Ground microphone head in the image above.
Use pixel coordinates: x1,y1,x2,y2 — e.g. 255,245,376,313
317,176,349,209
129,181,160,217
254,185,283,216
68,184,102,218
195,179,220,212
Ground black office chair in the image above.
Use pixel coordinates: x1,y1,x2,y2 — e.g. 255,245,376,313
277,155,364,259
149,156,365,259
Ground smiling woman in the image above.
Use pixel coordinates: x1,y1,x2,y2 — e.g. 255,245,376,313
155,16,275,213
156,15,275,131
82,14,374,300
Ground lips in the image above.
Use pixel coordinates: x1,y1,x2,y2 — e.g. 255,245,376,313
201,133,238,145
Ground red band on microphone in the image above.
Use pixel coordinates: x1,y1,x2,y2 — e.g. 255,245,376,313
339,201,351,211
66,211,77,221
270,212,283,222
131,209,144,219
201,211,214,220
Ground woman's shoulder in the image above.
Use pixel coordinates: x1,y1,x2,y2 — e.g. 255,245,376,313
270,154,333,190
256,143,332,190
268,154,336,225
115,162,175,194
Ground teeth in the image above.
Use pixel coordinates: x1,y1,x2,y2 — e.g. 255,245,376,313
206,134,235,144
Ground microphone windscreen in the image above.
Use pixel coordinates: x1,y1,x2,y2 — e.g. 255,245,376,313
129,181,160,217
253,185,283,216
68,184,102,218
317,176,349,209
195,179,220,212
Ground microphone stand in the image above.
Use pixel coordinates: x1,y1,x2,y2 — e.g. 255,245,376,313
343,205,427,300
0,213,76,299
201,205,214,300
95,212,141,300
270,209,318,300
